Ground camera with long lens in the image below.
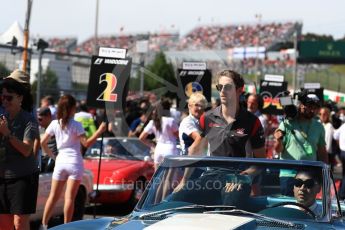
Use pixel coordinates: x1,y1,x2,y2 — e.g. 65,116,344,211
279,91,299,119
279,90,320,120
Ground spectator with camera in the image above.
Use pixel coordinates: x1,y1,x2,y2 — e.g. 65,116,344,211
274,90,328,196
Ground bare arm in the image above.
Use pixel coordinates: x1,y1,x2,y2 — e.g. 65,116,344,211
273,129,284,154
128,130,137,137
252,146,266,158
8,137,34,157
33,137,41,157
139,131,155,148
80,122,107,148
0,120,34,157
188,135,208,155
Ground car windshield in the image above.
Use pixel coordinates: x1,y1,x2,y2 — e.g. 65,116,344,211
138,157,329,221
84,138,151,161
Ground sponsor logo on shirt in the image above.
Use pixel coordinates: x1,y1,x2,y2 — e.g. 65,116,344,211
208,123,224,128
235,128,245,135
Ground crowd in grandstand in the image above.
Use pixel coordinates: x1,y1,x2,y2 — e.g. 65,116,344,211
39,22,297,54
178,22,296,50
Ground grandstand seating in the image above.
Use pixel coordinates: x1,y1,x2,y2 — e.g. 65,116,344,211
42,21,299,55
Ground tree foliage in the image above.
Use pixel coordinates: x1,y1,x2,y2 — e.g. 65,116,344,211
303,33,334,41
32,68,59,99
143,52,176,97
0,63,11,78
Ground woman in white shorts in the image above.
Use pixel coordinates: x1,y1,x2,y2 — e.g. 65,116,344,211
139,99,179,170
40,95,106,228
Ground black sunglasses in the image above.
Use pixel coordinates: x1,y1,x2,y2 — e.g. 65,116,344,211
216,84,234,92
294,178,316,189
1,95,14,102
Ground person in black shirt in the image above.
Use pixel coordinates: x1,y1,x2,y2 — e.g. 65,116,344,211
189,70,265,158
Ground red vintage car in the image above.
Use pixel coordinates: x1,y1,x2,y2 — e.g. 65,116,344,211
84,137,154,205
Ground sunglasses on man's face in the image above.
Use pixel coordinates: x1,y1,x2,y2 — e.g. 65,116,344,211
216,84,234,92
294,178,316,189
1,95,15,102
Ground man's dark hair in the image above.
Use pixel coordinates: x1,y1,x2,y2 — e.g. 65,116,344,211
216,70,244,89
38,107,51,117
77,102,88,112
43,95,55,106
295,170,322,185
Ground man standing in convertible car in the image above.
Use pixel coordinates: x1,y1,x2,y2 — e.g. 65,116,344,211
189,69,266,159
187,70,266,194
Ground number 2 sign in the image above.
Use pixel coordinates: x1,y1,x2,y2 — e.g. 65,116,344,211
97,73,118,102
87,55,131,109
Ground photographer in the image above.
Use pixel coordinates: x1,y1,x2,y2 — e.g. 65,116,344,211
274,90,328,196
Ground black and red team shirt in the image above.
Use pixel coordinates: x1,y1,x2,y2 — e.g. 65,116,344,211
200,106,265,157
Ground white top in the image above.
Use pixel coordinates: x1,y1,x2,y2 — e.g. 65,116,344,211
322,122,334,153
170,107,182,125
179,114,200,154
254,111,268,135
45,119,85,164
49,105,57,119
333,123,345,151
74,111,93,120
144,116,178,144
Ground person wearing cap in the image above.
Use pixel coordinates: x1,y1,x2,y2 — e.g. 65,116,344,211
0,69,40,230
274,90,328,196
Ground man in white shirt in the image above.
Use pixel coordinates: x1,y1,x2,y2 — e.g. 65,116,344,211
333,121,345,199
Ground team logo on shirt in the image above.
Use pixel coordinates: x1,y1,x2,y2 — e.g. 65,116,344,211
208,122,224,128
234,128,246,135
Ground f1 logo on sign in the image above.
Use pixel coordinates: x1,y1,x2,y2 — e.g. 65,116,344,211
87,55,131,109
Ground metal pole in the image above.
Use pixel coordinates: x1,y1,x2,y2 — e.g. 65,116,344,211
292,30,298,91
338,73,341,93
22,0,33,73
140,55,144,96
254,14,262,86
94,0,99,55
36,48,43,108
